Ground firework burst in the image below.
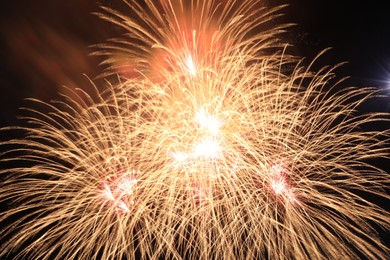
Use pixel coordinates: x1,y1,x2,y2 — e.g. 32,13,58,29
1,0,389,259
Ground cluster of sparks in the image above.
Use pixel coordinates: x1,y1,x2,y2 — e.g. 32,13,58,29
100,157,139,213
0,0,389,259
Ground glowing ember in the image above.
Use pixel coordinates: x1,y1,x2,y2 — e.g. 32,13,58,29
195,108,222,135
101,170,139,213
268,163,299,204
185,54,197,76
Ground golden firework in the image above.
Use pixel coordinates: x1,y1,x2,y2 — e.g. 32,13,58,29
1,0,389,259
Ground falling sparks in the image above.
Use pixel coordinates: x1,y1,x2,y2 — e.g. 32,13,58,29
0,1,389,259
185,54,197,77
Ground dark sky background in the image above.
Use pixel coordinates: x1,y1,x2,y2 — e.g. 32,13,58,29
281,0,390,93
0,0,389,255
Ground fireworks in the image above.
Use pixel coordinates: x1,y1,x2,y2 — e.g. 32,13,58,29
1,0,389,259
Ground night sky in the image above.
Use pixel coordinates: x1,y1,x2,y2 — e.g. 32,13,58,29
281,1,390,93
0,0,389,255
